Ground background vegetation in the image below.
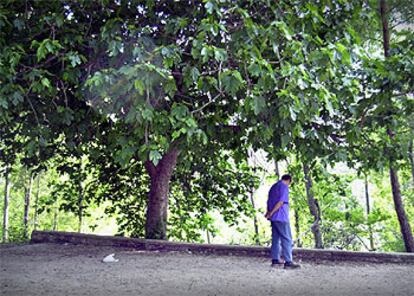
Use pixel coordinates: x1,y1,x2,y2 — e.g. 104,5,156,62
1,0,413,252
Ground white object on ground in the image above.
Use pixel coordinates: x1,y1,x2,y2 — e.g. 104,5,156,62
102,253,119,263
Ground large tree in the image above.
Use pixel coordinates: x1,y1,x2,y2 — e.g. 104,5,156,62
341,0,414,252
378,0,413,252
229,1,368,248
1,0,260,239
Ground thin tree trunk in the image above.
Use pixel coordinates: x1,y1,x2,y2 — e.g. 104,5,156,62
52,204,58,231
247,152,263,245
408,140,414,185
78,190,83,233
175,191,184,240
249,189,260,245
144,147,180,240
365,176,375,251
303,164,323,249
380,0,390,59
389,164,414,252
274,160,280,179
2,168,11,243
285,158,290,168
23,173,33,240
33,173,41,231
294,207,301,247
206,230,211,244
380,0,414,252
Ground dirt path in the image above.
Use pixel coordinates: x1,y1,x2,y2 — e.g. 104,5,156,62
1,243,413,296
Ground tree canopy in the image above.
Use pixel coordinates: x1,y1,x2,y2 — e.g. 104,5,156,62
1,0,413,251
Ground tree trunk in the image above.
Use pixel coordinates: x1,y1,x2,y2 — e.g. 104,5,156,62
52,204,59,231
24,173,33,240
380,0,390,58
247,152,264,246
303,164,323,249
389,164,414,252
380,0,414,252
249,189,260,245
206,230,211,244
294,207,302,247
144,147,180,240
408,140,414,185
2,168,11,243
33,173,41,231
78,190,83,233
274,160,280,179
365,176,375,251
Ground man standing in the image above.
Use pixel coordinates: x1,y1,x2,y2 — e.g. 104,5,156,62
265,174,300,269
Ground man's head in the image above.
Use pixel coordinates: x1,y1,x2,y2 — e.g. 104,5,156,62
281,174,292,186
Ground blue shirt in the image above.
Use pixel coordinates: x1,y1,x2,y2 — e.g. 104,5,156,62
267,180,290,222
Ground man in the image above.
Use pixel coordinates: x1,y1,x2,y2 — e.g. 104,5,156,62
265,174,300,269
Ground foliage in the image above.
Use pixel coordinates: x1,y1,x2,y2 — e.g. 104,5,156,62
0,0,413,251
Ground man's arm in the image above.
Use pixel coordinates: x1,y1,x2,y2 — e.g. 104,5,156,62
265,201,284,219
265,185,289,219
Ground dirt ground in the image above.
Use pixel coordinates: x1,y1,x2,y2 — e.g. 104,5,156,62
1,243,413,296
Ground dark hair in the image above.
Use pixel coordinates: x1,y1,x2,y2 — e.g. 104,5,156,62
281,174,292,182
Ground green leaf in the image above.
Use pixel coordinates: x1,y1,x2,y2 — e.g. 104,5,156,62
185,117,197,128
142,108,154,121
134,79,145,95
281,134,290,148
253,95,266,115
68,52,82,67
164,77,177,96
36,45,47,61
336,43,351,65
221,70,245,95
232,70,244,83
108,40,123,57
201,46,211,63
149,150,162,166
0,98,8,109
214,48,228,62
172,130,182,140
205,1,214,14
247,63,261,77
289,107,297,121
11,91,23,105
190,67,200,83
41,77,51,89
36,39,62,61
275,21,292,41
171,103,189,120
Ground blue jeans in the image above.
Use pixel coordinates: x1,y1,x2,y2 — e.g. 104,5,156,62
271,221,293,263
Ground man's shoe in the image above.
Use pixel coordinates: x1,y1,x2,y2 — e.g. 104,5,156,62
284,261,301,269
271,259,284,267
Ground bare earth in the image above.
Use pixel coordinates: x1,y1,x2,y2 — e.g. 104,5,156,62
1,243,413,296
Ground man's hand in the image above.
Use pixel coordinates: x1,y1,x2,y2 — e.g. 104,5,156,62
265,201,283,220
